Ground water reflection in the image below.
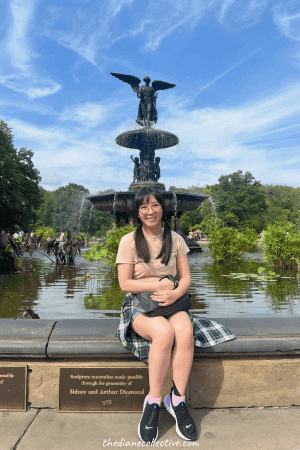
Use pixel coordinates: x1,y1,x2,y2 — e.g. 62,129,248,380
188,252,300,317
84,276,125,316
0,258,41,318
0,250,299,319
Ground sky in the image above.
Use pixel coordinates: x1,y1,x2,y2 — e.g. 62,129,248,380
1,0,300,194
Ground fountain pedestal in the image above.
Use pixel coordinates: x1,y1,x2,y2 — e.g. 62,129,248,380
128,180,166,191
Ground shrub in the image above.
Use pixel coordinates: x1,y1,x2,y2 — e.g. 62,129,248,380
34,226,57,239
84,225,136,267
263,222,300,268
207,226,258,263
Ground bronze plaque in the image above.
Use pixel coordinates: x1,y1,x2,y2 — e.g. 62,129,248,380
0,366,27,411
58,366,149,412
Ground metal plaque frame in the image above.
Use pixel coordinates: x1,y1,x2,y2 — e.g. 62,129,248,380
58,366,149,413
0,366,27,411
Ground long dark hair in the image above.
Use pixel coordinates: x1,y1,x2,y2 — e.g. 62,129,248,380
134,187,172,265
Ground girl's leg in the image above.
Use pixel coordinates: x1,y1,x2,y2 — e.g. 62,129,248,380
164,312,197,441
167,311,194,396
132,313,175,398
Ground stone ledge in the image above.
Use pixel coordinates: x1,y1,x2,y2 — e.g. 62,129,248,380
1,317,300,409
0,319,56,358
1,317,300,359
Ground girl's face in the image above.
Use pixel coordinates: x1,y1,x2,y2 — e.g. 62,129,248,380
138,194,163,228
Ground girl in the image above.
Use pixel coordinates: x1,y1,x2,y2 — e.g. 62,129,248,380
116,187,235,443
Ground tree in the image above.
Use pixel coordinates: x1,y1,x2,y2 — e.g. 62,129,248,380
0,120,42,232
35,183,113,236
260,185,300,230
212,170,267,228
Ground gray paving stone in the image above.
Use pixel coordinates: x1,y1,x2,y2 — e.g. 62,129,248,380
10,406,300,450
0,409,37,450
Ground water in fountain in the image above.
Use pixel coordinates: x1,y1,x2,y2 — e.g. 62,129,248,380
209,196,217,216
113,193,118,221
87,204,94,234
78,197,85,233
172,191,178,230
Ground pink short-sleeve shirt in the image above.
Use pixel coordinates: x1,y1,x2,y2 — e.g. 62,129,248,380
116,229,189,279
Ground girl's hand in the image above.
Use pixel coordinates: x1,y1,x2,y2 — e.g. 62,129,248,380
151,289,178,306
157,278,174,291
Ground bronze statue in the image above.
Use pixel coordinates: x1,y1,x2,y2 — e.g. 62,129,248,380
111,73,176,127
130,155,140,183
153,157,161,181
138,159,150,181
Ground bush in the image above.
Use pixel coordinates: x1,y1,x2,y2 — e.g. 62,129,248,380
263,222,300,268
207,226,258,263
34,226,57,239
84,225,136,267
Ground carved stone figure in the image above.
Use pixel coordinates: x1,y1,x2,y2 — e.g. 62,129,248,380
110,73,176,127
130,155,140,183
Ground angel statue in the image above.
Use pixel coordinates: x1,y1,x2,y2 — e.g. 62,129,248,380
111,73,176,127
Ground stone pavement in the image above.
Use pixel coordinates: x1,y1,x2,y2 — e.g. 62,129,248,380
2,406,300,450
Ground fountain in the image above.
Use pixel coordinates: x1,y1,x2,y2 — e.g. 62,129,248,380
87,72,208,251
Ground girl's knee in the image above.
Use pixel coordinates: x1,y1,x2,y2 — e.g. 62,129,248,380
174,324,194,347
152,322,175,346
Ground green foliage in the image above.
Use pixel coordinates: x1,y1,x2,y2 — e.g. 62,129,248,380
34,226,57,239
262,222,300,268
170,175,268,233
181,198,215,234
84,225,136,267
171,178,300,235
0,120,42,232
35,184,113,236
212,170,267,227
222,266,286,292
223,267,278,280
207,226,259,263
260,185,300,230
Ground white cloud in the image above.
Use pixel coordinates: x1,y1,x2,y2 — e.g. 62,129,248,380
155,83,300,187
60,102,114,127
218,0,268,29
5,80,300,192
273,3,300,42
0,0,61,98
273,2,300,62
109,0,134,18
41,0,271,66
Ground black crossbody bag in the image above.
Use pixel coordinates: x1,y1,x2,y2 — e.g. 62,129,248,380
132,275,191,318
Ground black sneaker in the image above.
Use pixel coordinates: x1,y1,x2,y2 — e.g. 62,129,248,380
164,388,197,441
138,396,160,444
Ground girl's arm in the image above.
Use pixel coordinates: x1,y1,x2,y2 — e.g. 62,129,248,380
117,263,174,293
174,254,191,297
151,254,191,306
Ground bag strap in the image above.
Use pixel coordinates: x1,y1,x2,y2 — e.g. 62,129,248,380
159,274,178,290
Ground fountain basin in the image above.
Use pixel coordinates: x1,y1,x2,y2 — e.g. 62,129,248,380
87,190,208,214
116,129,179,150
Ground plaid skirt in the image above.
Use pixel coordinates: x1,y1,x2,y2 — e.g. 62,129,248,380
117,293,236,364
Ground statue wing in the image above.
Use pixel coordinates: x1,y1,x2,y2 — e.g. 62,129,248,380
110,72,141,86
152,80,176,92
